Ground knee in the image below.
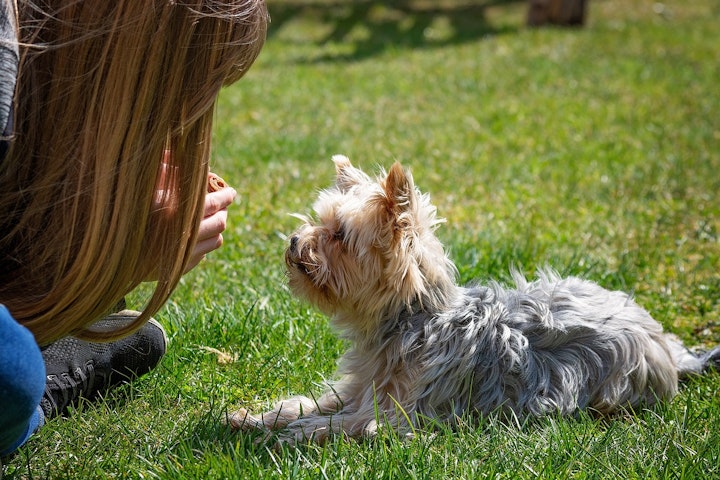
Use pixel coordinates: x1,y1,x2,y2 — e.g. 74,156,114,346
0,305,46,426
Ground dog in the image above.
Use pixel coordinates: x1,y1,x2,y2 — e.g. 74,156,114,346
230,155,720,445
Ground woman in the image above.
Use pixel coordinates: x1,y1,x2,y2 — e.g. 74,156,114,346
0,0,268,456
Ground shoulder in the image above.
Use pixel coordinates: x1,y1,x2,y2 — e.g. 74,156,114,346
0,0,16,140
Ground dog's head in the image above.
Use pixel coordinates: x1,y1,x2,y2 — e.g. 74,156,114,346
286,155,457,335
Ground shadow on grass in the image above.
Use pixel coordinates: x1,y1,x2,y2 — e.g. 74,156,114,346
267,0,525,62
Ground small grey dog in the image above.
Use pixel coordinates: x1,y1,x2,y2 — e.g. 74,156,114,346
230,156,719,444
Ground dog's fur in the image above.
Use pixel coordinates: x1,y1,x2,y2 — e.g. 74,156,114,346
230,155,719,444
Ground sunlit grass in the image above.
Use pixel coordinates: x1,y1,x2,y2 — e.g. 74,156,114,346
4,1,719,478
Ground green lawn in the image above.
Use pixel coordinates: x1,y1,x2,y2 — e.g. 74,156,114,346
4,0,720,478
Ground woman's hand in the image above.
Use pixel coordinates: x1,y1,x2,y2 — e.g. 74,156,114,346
184,179,237,273
152,152,236,277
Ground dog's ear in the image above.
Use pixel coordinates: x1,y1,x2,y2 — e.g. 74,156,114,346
333,155,369,191
383,162,415,215
332,154,353,171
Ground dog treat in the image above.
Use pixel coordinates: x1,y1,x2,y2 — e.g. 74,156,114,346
207,173,228,192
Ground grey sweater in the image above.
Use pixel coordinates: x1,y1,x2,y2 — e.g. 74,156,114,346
0,0,17,137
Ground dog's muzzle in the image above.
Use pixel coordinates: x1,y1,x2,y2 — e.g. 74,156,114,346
289,235,300,254
286,235,308,275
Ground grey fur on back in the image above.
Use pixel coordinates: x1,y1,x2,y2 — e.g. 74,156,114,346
370,269,707,420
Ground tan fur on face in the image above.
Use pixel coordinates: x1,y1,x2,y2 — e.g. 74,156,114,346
285,155,456,339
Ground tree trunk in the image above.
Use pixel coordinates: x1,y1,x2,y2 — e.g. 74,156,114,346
527,0,587,27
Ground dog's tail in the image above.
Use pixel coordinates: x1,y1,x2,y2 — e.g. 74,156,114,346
695,346,720,372
666,336,720,378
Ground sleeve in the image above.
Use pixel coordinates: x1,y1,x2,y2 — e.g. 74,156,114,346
0,0,18,146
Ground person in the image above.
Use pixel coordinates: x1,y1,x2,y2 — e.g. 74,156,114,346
0,0,268,457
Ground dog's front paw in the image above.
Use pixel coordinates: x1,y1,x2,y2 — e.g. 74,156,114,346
228,408,266,432
278,422,332,447
228,408,279,446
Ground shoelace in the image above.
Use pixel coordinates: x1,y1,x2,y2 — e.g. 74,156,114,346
45,361,96,411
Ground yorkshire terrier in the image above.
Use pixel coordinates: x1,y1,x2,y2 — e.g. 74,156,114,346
230,155,719,445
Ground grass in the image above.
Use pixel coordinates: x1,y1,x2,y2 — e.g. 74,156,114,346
4,0,720,478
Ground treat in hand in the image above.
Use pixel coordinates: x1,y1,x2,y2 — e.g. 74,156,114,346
208,173,229,192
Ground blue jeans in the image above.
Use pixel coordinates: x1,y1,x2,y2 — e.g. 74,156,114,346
0,304,45,456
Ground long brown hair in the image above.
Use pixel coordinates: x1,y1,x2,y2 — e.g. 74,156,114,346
0,0,268,345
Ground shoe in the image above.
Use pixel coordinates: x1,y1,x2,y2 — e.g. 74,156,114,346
39,310,168,419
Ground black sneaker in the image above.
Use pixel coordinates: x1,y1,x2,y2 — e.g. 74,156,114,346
39,310,168,418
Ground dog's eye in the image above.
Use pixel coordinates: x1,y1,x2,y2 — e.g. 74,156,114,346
334,226,345,241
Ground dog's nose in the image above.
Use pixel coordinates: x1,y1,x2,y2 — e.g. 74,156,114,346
290,235,299,252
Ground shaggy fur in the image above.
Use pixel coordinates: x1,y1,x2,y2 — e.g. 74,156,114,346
230,155,720,445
